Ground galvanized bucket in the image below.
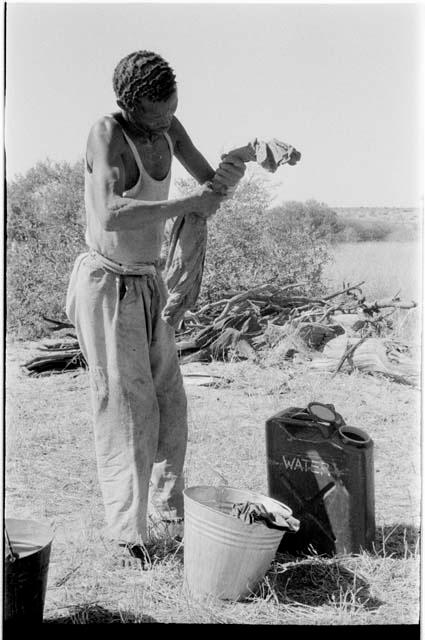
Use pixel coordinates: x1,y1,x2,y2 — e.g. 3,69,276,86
4,518,53,624
183,485,292,601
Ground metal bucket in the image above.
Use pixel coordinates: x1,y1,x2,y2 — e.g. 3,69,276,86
4,518,53,624
183,485,292,601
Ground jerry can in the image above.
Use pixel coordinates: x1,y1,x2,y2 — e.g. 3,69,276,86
266,402,375,555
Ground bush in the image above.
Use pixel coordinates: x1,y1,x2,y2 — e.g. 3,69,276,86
7,159,86,339
334,217,394,242
269,200,344,241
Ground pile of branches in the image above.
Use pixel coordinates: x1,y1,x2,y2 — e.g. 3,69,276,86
21,281,417,381
22,318,85,377
174,281,416,363
23,337,86,377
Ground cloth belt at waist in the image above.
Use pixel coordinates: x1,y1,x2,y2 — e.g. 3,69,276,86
89,249,159,277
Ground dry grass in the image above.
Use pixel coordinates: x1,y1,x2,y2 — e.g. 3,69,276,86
323,240,422,345
5,340,421,625
324,241,421,301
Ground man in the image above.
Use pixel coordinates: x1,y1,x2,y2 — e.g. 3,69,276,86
66,50,245,559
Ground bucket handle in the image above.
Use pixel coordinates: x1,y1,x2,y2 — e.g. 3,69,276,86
207,465,229,487
4,525,19,562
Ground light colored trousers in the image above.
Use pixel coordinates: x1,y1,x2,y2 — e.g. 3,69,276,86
66,252,188,543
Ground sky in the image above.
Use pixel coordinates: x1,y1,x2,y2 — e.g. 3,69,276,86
4,1,424,207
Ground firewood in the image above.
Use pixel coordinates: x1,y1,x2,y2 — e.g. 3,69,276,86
41,316,74,330
22,280,418,378
362,298,417,312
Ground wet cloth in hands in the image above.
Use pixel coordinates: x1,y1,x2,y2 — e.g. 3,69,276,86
161,138,301,329
231,501,300,532
253,139,301,171
161,213,209,329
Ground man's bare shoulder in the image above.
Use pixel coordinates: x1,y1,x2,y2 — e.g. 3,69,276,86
87,115,126,153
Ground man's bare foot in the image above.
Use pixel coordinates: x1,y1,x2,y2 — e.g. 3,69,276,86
118,543,152,569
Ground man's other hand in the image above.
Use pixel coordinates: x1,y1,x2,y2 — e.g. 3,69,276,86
213,154,246,191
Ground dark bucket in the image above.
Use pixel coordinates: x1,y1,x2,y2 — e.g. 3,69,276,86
4,518,53,624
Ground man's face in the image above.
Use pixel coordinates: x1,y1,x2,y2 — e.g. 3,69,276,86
127,90,178,136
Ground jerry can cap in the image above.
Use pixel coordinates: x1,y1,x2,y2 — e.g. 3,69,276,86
307,402,338,424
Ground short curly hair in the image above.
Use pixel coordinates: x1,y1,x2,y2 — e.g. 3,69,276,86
112,50,177,111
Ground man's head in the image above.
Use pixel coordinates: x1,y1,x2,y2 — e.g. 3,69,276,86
113,51,178,135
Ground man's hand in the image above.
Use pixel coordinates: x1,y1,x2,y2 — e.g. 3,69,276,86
212,154,246,194
191,184,225,219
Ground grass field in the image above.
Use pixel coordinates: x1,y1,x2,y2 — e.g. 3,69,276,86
324,241,422,345
325,241,421,300
5,338,421,625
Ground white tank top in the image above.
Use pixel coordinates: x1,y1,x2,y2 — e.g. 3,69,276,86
85,118,173,265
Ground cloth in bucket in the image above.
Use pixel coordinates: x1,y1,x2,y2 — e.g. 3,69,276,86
231,502,300,532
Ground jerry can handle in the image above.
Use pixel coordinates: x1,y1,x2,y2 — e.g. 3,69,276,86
275,402,344,441
315,423,334,438
277,415,334,441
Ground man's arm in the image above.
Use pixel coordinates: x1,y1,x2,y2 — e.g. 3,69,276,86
170,117,246,191
170,117,216,184
87,117,223,232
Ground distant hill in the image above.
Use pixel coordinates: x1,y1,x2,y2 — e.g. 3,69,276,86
333,207,421,242
334,206,420,225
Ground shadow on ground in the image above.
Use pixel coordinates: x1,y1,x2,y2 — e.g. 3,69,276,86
265,557,383,609
44,604,158,624
255,523,419,607
373,524,419,558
